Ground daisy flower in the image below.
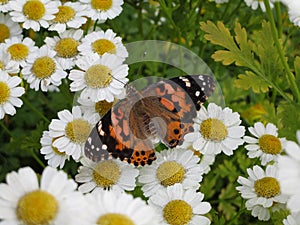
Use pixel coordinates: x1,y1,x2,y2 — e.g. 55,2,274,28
244,0,274,12
22,45,67,92
85,189,159,225
9,0,60,31
149,183,211,225
138,148,205,197
278,130,300,213
79,0,124,22
45,29,83,70
48,2,87,33
181,141,216,174
0,0,11,12
69,53,129,103
48,106,99,161
283,212,300,225
244,122,287,165
281,1,300,27
0,166,87,225
0,44,20,74
75,157,139,193
40,131,69,169
236,165,288,221
77,96,115,118
183,103,245,156
4,36,37,68
78,29,128,61
0,13,22,43
0,71,25,119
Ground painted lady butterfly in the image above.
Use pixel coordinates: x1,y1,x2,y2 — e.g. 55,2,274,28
84,75,215,166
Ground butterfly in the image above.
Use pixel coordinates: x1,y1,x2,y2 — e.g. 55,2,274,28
84,75,215,166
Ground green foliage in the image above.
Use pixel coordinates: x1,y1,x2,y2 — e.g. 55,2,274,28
235,71,271,93
201,18,300,141
200,20,286,96
277,102,300,142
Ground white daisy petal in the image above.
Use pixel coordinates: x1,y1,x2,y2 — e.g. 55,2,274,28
0,166,87,224
149,183,211,225
75,158,138,193
0,71,25,119
138,148,204,198
237,164,287,221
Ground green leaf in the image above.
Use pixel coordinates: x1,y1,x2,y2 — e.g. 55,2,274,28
252,21,284,81
234,71,271,93
277,102,300,141
218,183,240,220
294,56,300,84
200,171,218,199
200,21,255,68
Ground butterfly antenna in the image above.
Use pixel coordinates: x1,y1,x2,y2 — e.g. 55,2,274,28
109,73,128,86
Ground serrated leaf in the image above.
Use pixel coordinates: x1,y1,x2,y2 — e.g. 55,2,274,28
234,71,271,93
218,183,240,220
277,102,300,141
200,21,255,68
252,21,284,80
200,172,218,199
216,159,238,182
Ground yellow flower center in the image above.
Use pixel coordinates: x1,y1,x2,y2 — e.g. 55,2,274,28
65,119,91,143
97,213,135,225
91,0,113,11
53,5,75,23
163,200,193,225
200,118,228,141
93,160,121,188
51,137,66,156
54,38,79,58
84,64,112,88
7,43,29,61
258,134,282,154
0,81,10,104
16,190,58,225
23,0,46,21
31,56,56,79
0,0,9,4
92,39,116,56
95,100,114,117
0,24,10,43
156,161,185,187
254,177,280,198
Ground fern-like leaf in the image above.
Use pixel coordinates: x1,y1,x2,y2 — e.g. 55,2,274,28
234,71,271,93
200,21,255,68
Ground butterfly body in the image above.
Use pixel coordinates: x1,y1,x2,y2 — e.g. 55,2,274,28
85,75,215,166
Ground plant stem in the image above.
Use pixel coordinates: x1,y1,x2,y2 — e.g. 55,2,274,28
275,2,282,39
224,0,243,23
157,0,181,39
0,120,15,138
30,149,46,168
264,0,300,103
22,97,50,123
84,18,91,35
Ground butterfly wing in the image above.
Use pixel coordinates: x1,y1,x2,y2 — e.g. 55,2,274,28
84,75,214,166
141,75,215,148
84,92,157,166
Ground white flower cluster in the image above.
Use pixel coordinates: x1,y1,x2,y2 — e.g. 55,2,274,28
213,0,300,27
0,0,128,120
